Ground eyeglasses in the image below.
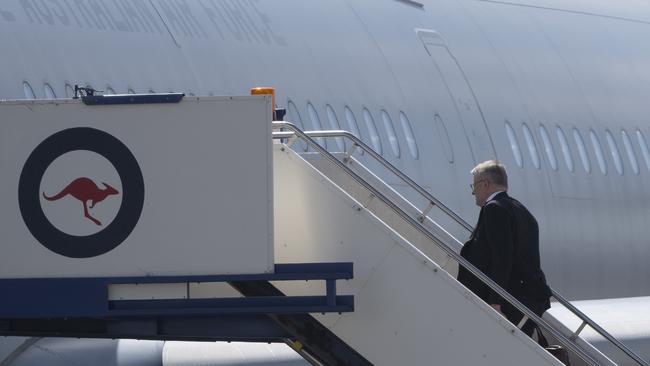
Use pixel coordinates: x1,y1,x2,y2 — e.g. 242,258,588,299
470,179,486,193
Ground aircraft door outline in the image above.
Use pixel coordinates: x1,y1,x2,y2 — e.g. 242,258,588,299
416,29,497,163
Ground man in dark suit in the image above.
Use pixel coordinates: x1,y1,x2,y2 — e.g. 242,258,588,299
457,160,551,337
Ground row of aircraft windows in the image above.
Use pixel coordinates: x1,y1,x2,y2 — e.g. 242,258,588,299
286,100,422,160
30,81,650,176
23,81,426,161
505,121,650,176
22,81,141,99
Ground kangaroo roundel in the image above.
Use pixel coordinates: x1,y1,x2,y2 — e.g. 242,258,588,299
19,127,144,258
41,155,122,235
43,178,120,226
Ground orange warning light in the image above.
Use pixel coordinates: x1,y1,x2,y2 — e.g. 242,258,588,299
250,87,276,109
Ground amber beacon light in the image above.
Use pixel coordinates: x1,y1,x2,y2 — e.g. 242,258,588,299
250,87,286,120
251,86,276,111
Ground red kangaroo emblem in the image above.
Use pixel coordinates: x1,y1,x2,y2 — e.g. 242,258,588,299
42,177,119,226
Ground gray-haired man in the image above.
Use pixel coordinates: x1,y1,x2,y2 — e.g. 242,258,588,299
458,160,551,337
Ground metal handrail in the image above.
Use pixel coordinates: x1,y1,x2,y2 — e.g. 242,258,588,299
279,129,650,366
274,128,472,233
273,122,650,366
273,123,600,366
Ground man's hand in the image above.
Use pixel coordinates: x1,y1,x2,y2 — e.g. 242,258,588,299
490,304,502,314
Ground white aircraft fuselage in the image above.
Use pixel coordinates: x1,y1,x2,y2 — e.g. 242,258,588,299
1,0,650,363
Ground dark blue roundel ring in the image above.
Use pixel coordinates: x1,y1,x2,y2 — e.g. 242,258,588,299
18,127,144,258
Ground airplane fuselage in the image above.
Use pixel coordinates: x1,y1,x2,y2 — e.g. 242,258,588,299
1,0,649,301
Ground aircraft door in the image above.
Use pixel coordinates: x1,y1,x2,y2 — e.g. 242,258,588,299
417,29,496,163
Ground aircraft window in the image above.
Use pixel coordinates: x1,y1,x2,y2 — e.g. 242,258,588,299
106,86,116,95
621,130,639,175
538,125,557,171
504,121,522,168
381,110,400,158
572,128,591,173
23,82,36,99
436,114,454,163
400,112,419,159
65,83,74,98
522,123,540,169
325,104,345,151
344,106,362,139
286,100,307,152
43,83,56,99
636,130,650,171
306,102,327,148
363,108,382,154
590,130,607,175
605,130,624,176
555,127,574,172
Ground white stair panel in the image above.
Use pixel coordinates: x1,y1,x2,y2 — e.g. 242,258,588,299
273,145,561,366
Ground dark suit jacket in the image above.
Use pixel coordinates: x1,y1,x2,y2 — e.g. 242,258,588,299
457,192,551,321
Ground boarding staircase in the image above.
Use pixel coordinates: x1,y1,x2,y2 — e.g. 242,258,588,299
271,121,649,366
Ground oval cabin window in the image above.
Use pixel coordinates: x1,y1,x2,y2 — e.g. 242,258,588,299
590,130,608,175
23,82,36,99
605,130,624,175
381,110,400,158
556,126,574,172
505,121,523,168
344,106,362,139
363,108,382,155
65,84,74,98
326,104,345,151
636,129,650,172
400,112,419,159
306,102,326,149
287,100,308,152
621,130,639,175
572,128,591,173
522,123,540,169
43,83,56,99
538,125,557,171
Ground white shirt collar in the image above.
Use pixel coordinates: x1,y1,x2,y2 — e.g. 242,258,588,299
486,190,505,204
